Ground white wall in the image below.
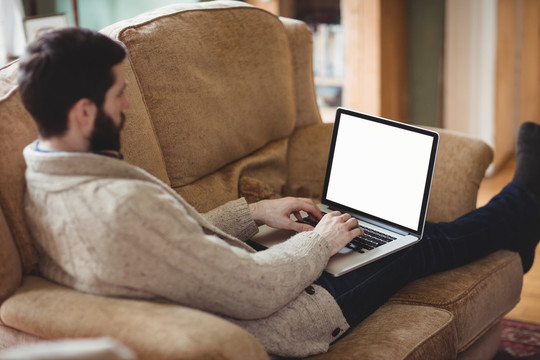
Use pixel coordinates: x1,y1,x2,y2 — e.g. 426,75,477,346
444,0,497,152
54,0,199,31
0,0,26,66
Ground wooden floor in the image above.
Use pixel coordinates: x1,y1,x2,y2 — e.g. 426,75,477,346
477,157,540,324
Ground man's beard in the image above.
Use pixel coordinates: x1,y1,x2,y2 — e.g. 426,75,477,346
89,107,126,153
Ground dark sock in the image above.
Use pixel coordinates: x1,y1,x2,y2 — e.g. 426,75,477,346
519,235,537,274
513,122,540,198
512,122,540,273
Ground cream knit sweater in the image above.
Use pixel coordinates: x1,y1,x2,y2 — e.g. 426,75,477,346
23,145,349,358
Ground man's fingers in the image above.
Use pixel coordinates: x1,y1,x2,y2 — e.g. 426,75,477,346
289,220,314,233
293,211,303,222
341,213,352,221
351,225,364,237
327,211,342,218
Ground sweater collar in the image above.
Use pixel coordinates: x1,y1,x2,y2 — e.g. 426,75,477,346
23,142,157,185
32,140,124,160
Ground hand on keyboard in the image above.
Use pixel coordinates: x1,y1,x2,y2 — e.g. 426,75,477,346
299,214,398,255
248,197,323,232
311,212,364,256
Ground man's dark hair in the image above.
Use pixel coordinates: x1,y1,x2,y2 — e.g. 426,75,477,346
18,28,127,138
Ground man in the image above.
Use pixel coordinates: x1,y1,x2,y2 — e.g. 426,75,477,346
18,28,540,358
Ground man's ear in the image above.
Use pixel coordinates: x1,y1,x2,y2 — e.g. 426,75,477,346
68,98,97,136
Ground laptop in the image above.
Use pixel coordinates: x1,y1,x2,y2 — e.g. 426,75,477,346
250,107,439,276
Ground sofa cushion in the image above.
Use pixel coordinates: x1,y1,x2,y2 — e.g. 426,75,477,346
0,324,41,350
427,128,493,222
307,304,456,360
0,61,39,276
457,321,502,360
389,250,522,352
279,17,322,129
239,176,280,204
0,207,22,302
285,123,334,199
1,276,269,360
118,61,170,186
101,2,296,189
177,137,289,212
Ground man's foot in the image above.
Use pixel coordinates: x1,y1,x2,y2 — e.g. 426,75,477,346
516,225,539,274
513,122,540,198
512,122,540,273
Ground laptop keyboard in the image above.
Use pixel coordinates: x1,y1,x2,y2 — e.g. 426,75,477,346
299,214,397,253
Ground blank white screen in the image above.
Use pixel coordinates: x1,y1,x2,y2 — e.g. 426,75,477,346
325,114,434,231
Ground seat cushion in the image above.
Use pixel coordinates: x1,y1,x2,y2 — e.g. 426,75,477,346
389,250,522,351
1,276,269,360
0,324,41,350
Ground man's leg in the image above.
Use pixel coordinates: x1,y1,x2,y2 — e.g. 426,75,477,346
316,182,540,328
316,122,540,328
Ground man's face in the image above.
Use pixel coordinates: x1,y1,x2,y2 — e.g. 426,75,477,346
89,63,129,153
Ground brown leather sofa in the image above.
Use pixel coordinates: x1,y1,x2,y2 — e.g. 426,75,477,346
0,2,523,359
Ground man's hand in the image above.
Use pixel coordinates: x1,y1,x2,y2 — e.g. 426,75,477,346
248,198,364,256
314,212,364,256
249,197,323,232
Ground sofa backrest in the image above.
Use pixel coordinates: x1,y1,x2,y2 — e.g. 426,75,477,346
101,1,320,211
0,0,321,300
0,61,39,299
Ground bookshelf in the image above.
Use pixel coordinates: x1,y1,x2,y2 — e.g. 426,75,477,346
246,0,409,124
301,1,343,123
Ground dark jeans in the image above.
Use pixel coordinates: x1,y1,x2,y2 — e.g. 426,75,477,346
315,182,540,328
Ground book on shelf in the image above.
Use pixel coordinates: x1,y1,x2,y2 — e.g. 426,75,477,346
310,23,344,111
311,23,344,80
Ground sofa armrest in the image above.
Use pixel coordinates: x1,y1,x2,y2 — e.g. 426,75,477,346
427,128,493,223
0,276,269,360
284,123,334,200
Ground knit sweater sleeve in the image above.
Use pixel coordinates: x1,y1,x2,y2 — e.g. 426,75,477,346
83,180,331,320
202,198,258,241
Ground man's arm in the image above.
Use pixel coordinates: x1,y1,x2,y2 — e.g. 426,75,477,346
202,198,259,241
87,181,332,320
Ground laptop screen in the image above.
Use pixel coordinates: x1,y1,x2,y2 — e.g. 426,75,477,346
323,109,438,234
